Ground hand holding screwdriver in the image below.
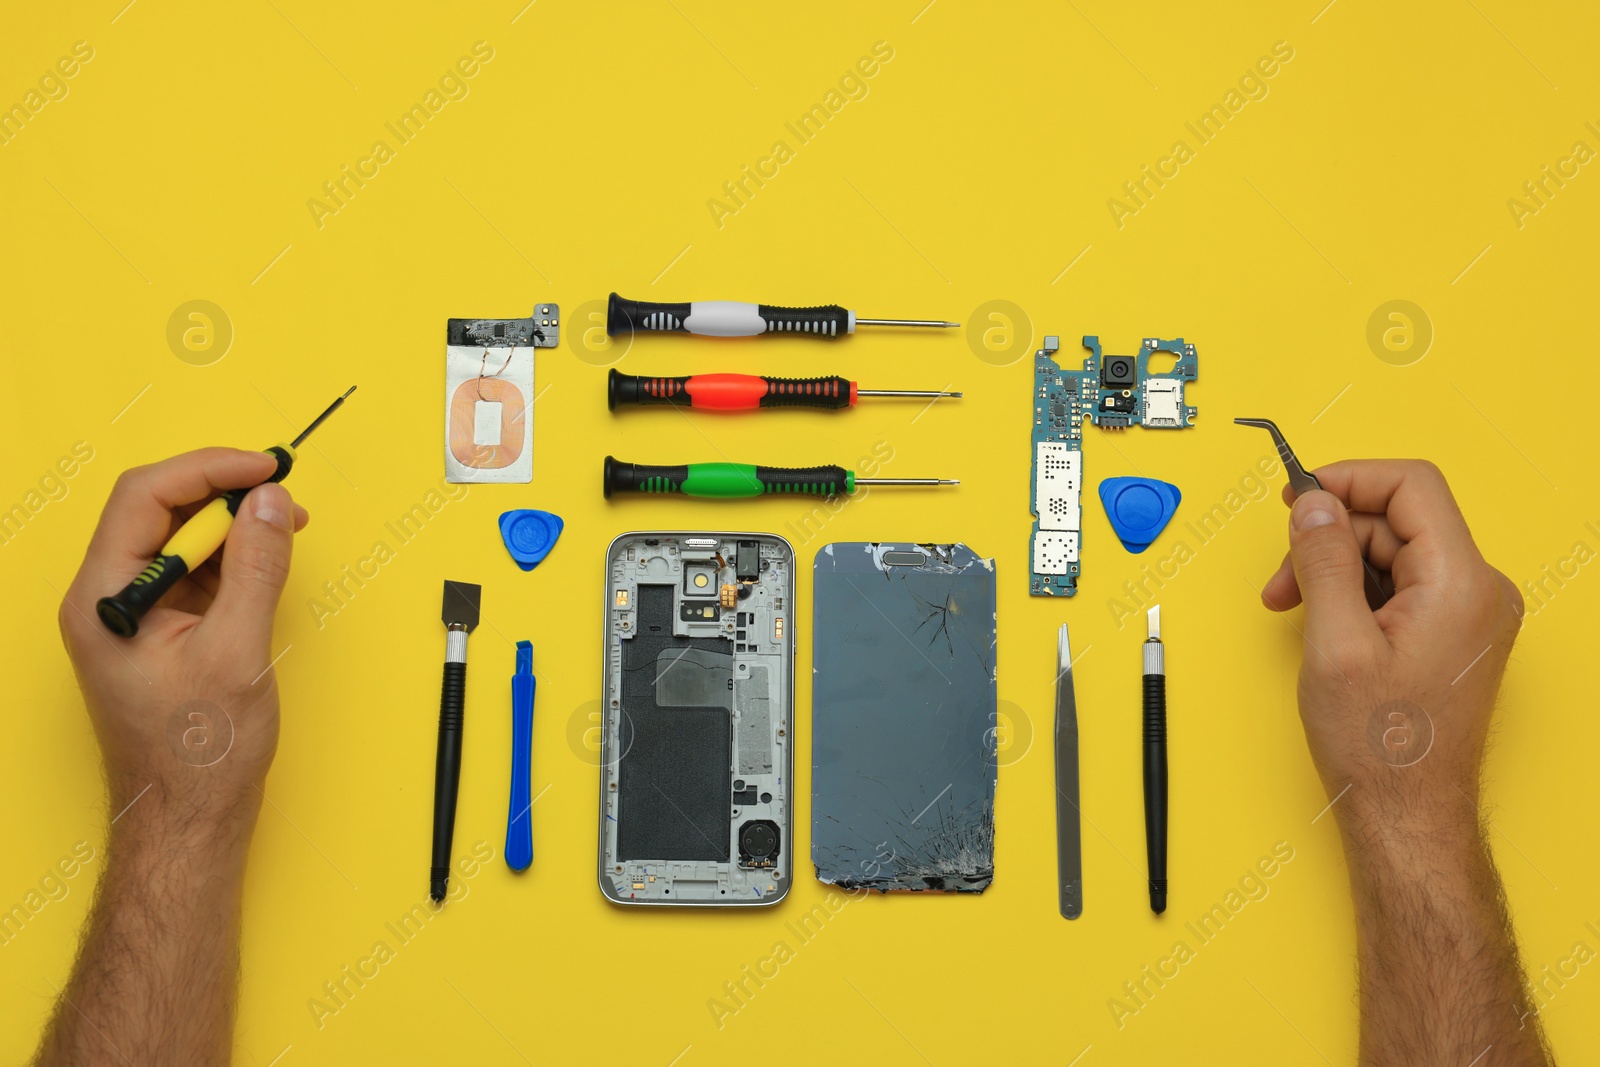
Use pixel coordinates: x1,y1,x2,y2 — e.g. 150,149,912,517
96,388,354,637
608,370,960,411
62,449,309,810
48,450,308,1066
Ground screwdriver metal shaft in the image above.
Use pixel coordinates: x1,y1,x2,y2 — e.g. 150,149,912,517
855,478,960,486
293,386,356,446
607,292,958,340
855,317,961,328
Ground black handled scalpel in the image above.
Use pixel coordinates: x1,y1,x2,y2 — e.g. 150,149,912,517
1056,623,1084,919
1142,605,1168,915
430,580,480,903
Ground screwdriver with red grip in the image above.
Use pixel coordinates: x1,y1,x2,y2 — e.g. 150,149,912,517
607,370,961,412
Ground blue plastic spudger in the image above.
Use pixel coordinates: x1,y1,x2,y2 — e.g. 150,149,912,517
505,640,536,871
1098,477,1182,554
499,510,564,571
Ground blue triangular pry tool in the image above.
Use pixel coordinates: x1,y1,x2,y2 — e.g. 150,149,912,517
498,509,564,571
1098,478,1181,554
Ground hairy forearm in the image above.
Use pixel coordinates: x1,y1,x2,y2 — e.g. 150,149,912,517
35,791,258,1067
1339,795,1552,1067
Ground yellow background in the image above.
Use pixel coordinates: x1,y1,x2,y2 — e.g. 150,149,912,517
3,2,1597,1063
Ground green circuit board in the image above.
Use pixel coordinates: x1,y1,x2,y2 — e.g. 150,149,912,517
1029,335,1199,597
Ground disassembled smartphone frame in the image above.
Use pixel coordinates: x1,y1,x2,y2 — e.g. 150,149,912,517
1029,335,1198,596
598,532,795,906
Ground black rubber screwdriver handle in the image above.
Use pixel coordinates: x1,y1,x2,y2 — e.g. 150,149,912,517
606,293,852,338
430,659,466,902
608,371,694,408
95,445,296,637
602,456,853,498
608,370,854,410
755,376,854,408
607,293,691,334
750,304,852,337
1142,672,1168,914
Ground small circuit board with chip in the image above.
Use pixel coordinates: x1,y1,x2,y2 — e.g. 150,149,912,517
1029,335,1199,597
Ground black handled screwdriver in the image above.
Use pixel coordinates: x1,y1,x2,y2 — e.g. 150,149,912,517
96,387,356,637
1142,605,1168,915
608,370,960,411
606,292,958,340
603,457,957,499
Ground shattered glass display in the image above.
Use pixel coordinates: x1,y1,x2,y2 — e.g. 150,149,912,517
811,543,997,892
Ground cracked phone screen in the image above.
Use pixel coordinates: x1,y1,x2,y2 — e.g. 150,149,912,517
811,543,997,892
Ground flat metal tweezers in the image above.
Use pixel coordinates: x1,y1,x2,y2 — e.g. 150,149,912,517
1234,417,1389,606
1056,623,1083,919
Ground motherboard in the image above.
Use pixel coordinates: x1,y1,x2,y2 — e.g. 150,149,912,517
1029,335,1199,596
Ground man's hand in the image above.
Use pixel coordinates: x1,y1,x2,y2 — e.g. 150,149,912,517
1260,459,1551,1065
1260,460,1523,826
59,447,308,830
39,448,307,1067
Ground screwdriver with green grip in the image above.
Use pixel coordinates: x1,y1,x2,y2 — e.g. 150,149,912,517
95,387,356,638
603,456,957,499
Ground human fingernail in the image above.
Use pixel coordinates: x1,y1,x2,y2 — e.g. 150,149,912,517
253,483,292,529
1292,493,1339,531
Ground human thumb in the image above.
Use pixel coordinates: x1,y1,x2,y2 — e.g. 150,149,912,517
1288,490,1381,657
204,482,295,655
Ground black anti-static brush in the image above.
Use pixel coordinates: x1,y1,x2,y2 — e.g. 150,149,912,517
430,580,480,903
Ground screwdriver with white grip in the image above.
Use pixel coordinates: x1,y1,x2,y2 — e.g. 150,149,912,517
606,292,959,340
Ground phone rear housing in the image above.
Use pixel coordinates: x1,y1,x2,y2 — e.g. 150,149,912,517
599,532,795,906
